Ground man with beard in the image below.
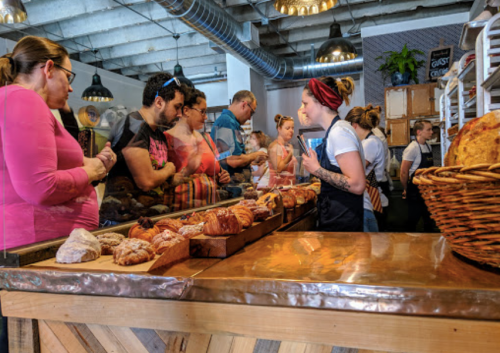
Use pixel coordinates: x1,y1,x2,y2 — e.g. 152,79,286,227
101,73,188,224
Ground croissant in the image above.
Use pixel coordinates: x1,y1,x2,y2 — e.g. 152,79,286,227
257,193,279,210
203,208,242,236
178,223,205,239
156,218,184,233
229,205,254,228
281,191,297,209
303,188,317,202
96,232,125,255
288,188,306,205
113,238,155,266
151,230,184,255
128,217,160,243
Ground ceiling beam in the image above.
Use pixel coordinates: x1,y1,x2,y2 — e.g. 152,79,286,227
119,55,226,75
259,2,472,46
78,32,208,63
58,20,194,55
258,0,473,34
123,63,227,77
102,46,221,70
0,1,178,40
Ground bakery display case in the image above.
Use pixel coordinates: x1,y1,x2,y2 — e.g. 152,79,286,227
1,231,499,353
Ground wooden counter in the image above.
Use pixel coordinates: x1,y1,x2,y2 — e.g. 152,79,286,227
2,231,500,353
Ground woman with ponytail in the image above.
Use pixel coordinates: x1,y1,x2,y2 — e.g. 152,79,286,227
345,105,387,232
267,114,297,187
301,76,367,232
0,36,116,249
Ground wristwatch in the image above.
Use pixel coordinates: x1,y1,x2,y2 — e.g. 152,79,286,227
91,173,108,187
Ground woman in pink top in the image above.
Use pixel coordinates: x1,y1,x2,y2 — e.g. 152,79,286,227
268,114,297,187
0,36,116,249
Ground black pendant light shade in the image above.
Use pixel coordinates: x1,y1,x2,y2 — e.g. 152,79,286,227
173,63,194,88
82,73,114,102
315,23,358,63
0,0,27,23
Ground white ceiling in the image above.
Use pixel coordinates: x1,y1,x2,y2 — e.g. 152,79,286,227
0,0,474,82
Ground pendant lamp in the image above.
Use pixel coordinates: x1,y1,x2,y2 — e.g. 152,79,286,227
315,23,358,63
0,0,27,23
173,34,194,88
82,50,114,102
274,0,337,16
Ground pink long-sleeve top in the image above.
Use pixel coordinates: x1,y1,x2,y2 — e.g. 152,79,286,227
0,85,98,249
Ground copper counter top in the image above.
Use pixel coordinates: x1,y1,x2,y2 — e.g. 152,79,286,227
1,232,499,320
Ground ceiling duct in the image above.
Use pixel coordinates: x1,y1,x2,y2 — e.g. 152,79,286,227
154,0,362,80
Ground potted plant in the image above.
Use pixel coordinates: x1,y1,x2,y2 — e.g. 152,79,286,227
375,44,426,86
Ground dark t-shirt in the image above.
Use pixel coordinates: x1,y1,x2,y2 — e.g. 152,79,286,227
101,113,170,223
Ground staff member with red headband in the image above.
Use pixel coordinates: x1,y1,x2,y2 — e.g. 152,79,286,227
301,76,367,231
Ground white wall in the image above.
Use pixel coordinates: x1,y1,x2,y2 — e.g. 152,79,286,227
196,80,229,107
264,76,365,138
226,53,251,101
0,37,145,115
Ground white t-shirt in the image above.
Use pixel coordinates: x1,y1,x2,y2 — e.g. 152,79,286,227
362,134,385,183
403,141,432,176
372,127,390,177
325,120,372,212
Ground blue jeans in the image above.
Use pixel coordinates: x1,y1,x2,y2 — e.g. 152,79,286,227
364,209,379,232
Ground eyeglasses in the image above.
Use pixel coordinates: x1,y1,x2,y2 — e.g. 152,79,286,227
189,107,207,116
41,62,76,84
246,101,256,116
155,77,181,99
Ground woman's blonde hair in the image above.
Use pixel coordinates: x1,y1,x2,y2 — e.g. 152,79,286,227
345,104,381,130
274,114,293,130
250,130,269,149
0,36,69,86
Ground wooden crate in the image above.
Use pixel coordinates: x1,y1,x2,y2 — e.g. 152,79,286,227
189,213,282,258
284,201,316,224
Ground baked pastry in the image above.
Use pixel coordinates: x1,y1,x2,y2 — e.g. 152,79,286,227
238,200,271,221
113,238,155,266
151,230,185,254
178,223,205,238
179,212,206,225
445,110,500,166
156,218,184,233
203,208,243,236
56,228,101,264
281,191,297,209
229,205,254,228
302,188,316,202
257,193,279,210
307,182,321,195
96,233,125,255
447,124,459,137
288,188,306,205
243,187,259,200
128,217,160,243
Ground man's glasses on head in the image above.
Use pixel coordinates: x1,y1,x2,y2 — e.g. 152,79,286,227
155,77,181,99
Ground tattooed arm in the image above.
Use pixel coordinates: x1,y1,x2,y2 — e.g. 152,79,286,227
303,149,366,195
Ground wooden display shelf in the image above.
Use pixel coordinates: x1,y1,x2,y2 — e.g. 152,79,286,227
189,212,282,258
284,200,316,224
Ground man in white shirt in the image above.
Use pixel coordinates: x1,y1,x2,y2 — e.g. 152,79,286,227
400,120,435,232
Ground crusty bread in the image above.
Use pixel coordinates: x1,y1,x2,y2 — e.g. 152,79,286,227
445,111,500,166
113,238,155,266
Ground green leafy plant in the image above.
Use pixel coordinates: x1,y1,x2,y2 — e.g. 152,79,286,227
375,44,426,84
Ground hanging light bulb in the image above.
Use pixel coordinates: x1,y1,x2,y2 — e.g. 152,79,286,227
315,22,358,63
0,0,27,23
173,33,194,88
274,0,337,16
82,49,114,102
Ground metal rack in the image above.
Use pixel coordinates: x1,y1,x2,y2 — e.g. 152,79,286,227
478,12,500,115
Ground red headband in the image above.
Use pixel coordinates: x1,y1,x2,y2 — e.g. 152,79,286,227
308,78,343,111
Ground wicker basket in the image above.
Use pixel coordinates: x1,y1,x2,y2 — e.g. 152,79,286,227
413,163,500,267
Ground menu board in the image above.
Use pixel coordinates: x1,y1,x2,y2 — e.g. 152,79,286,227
426,45,454,81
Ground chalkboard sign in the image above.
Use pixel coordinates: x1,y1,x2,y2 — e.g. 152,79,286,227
426,45,454,81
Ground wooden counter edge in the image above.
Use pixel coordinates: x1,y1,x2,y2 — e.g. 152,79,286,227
2,290,499,353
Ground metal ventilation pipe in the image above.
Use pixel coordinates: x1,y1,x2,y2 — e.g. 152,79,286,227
154,0,362,80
